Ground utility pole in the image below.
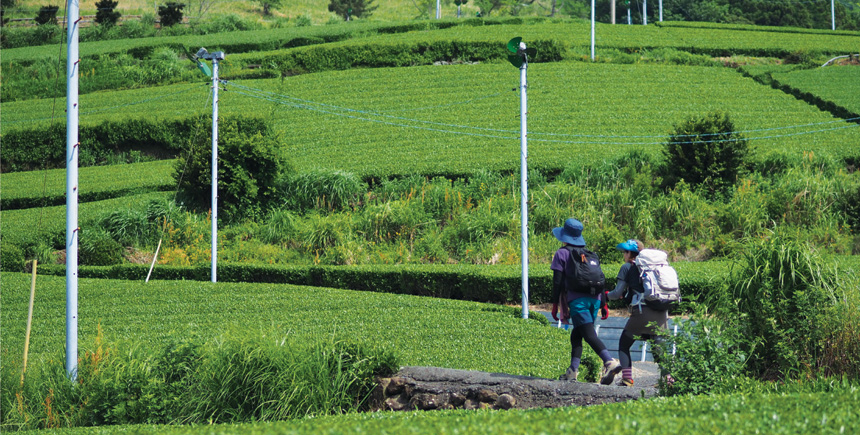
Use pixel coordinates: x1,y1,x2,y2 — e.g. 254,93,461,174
196,47,225,283
66,0,80,382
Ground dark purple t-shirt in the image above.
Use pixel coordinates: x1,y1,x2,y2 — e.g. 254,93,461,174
550,246,599,301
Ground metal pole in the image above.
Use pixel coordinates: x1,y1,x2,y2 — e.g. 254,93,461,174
832,0,836,30
520,61,529,320
611,0,616,24
66,0,80,381
628,7,631,25
591,0,596,61
436,0,441,19
643,0,647,25
659,0,662,21
211,58,219,283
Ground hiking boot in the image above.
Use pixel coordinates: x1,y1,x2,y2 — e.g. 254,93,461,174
600,359,622,385
617,378,634,387
558,367,578,381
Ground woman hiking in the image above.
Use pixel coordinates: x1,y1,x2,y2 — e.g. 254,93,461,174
550,218,621,384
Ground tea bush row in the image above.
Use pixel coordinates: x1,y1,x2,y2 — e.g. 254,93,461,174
1,160,176,210
30,260,725,305
1,113,265,172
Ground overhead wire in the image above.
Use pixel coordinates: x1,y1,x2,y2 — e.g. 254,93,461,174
222,80,860,146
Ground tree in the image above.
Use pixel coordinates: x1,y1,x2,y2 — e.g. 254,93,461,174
95,0,122,27
254,0,282,16
328,0,377,20
662,111,750,198
35,5,60,25
175,117,290,222
474,0,515,17
158,2,185,27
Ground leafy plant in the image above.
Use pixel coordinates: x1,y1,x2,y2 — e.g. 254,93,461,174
157,2,185,27
662,111,751,198
94,0,121,27
328,0,377,20
34,5,59,25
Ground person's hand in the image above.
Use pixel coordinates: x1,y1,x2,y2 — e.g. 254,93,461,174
600,292,609,320
551,303,559,321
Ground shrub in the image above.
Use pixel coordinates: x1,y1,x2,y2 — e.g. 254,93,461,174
658,315,749,396
175,117,289,222
328,0,377,20
278,170,365,213
94,0,121,27
157,2,185,27
35,5,59,25
80,228,124,266
1,242,25,272
709,231,838,380
662,111,751,198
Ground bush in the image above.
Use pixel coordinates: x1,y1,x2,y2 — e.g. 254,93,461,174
662,111,751,198
2,331,397,430
708,231,838,380
1,242,25,272
175,117,289,222
658,315,749,396
328,0,378,20
35,5,59,25
80,228,124,266
94,0,121,27
157,2,185,27
278,170,365,213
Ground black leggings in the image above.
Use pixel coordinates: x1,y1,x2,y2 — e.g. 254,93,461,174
619,329,665,368
571,323,607,361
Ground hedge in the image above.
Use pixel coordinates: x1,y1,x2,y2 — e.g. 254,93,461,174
35,261,726,305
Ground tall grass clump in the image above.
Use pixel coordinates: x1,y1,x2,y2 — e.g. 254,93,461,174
708,231,839,380
1,330,397,430
279,170,366,213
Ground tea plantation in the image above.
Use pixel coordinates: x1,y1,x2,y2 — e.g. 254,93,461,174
2,16,860,434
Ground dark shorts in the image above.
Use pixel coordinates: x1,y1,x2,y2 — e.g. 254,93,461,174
567,297,600,328
625,305,669,336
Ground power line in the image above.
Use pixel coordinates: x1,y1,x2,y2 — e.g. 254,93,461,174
223,80,860,145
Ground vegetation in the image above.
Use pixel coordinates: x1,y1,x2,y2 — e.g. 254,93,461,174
94,0,122,27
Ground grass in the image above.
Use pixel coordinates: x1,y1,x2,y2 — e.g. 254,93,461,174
0,272,568,378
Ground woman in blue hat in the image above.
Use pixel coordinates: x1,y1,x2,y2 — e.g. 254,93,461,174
550,218,621,384
604,239,669,387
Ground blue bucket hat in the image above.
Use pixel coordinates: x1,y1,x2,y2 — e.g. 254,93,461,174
616,239,640,254
552,218,586,246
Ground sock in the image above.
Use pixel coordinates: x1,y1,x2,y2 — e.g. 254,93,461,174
622,368,633,380
570,357,582,372
598,349,613,363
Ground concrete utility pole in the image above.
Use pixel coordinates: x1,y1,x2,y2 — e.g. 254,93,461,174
196,47,225,283
66,0,80,382
611,0,616,24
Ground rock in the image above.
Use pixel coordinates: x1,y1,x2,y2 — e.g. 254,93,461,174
475,389,499,403
495,394,517,410
463,399,480,410
386,377,408,396
384,394,410,411
411,393,439,410
449,392,467,407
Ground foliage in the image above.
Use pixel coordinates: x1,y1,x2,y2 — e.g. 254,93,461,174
34,5,59,25
254,0,282,16
2,330,397,430
657,315,749,396
175,116,289,222
328,0,378,20
94,0,121,27
79,227,125,266
662,111,751,198
158,2,185,27
278,170,366,213
708,232,839,380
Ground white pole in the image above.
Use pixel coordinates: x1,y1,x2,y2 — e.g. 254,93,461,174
641,341,648,362
591,0,596,61
519,59,529,320
436,0,441,19
832,0,836,30
211,58,219,283
66,0,80,381
672,324,678,356
659,0,662,21
643,0,647,25
628,7,631,25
